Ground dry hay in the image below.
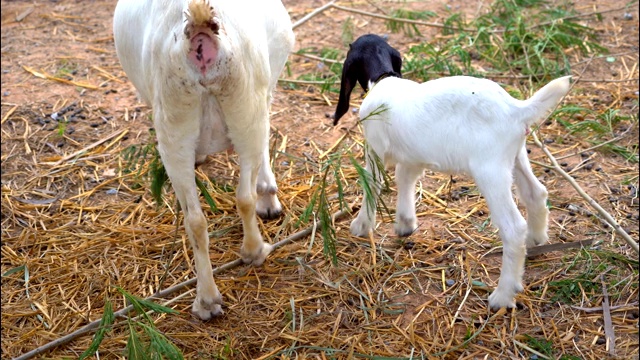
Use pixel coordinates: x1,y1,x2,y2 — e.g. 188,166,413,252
1,0,638,359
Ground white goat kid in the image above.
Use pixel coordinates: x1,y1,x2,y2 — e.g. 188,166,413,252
334,35,571,309
114,0,294,320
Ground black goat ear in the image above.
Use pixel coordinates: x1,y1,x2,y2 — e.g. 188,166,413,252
391,48,403,78
333,55,358,125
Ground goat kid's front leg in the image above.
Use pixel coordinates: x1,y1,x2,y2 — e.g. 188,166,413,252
394,163,423,237
351,148,383,237
155,112,222,320
513,147,549,248
474,167,527,309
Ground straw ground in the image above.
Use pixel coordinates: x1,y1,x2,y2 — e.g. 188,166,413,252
1,0,638,359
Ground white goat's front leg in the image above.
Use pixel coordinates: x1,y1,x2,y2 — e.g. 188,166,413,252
256,149,282,219
350,148,383,237
155,110,222,320
473,167,527,309
394,163,423,237
513,146,549,248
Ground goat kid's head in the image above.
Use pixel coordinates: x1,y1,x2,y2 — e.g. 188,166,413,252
333,34,402,125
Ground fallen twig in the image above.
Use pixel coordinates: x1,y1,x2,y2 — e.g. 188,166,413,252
292,1,336,30
601,275,616,356
485,239,597,258
571,301,639,313
533,132,639,254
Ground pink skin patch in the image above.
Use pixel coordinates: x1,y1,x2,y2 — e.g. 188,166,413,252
188,32,217,76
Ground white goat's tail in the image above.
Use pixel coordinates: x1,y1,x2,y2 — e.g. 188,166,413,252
520,75,572,127
186,0,214,26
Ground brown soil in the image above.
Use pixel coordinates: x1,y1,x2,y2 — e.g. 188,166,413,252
1,0,638,359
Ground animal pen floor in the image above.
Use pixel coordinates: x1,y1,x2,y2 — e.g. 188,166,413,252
1,0,638,359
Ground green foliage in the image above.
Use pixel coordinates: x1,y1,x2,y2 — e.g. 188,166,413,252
81,287,182,359
79,298,115,359
121,139,221,209
385,9,437,37
547,249,638,304
298,153,350,265
341,17,355,46
524,334,554,357
555,106,639,163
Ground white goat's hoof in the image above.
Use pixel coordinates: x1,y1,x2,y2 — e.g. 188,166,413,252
241,241,273,266
394,215,417,237
256,197,282,220
350,217,373,238
192,294,224,320
526,232,548,248
256,184,282,220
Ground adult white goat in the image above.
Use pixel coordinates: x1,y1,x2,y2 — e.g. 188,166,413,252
114,0,294,320
334,34,571,309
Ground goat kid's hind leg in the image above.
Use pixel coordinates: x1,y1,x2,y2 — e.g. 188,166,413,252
513,147,549,248
155,115,222,320
256,148,282,220
350,149,383,237
394,163,423,237
473,167,527,310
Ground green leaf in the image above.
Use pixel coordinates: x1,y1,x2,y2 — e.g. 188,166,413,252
1,264,25,278
79,298,115,360
195,177,218,213
126,321,150,360
139,322,184,360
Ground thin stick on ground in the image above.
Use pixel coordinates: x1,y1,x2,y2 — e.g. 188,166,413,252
532,131,639,254
292,1,336,30
13,208,352,360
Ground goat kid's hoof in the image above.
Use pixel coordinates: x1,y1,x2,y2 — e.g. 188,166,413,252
350,218,373,238
526,232,548,248
488,290,517,310
192,295,224,321
394,219,417,238
241,242,273,266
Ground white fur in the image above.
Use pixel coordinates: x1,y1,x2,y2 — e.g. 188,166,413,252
351,75,571,309
113,0,294,320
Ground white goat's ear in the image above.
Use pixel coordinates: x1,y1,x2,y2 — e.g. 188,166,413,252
333,52,358,125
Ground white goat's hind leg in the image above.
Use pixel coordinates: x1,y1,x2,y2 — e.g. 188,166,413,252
236,151,273,265
473,167,527,309
256,149,282,219
513,147,549,248
394,163,423,237
155,119,222,320
350,149,383,237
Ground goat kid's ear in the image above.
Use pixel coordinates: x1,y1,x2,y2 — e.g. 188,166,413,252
333,55,358,125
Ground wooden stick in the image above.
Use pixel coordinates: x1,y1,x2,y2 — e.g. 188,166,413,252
46,129,128,166
601,275,616,356
14,209,352,360
533,132,639,254
292,1,336,30
484,239,597,258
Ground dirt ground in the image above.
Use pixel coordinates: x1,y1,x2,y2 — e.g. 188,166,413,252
1,0,638,359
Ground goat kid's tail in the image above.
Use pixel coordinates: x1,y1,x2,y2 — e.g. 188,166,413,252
519,75,572,127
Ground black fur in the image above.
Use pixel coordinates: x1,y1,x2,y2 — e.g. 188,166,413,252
333,34,402,125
